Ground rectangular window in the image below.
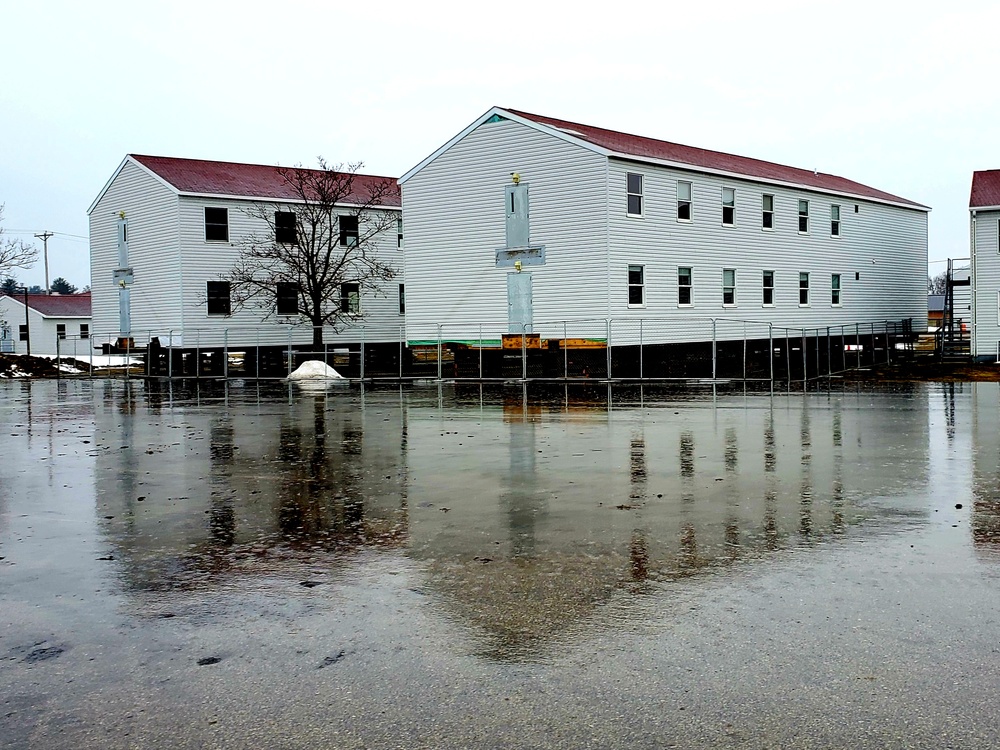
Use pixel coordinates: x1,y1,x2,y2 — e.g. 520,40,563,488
206,281,231,315
80,324,89,339
397,216,403,249
798,200,809,233
339,215,359,246
275,211,297,244
762,271,774,306
398,283,405,315
205,207,229,242
340,282,360,314
722,188,735,226
276,282,299,315
799,272,810,305
831,205,841,237
831,274,841,305
677,181,692,221
18,324,27,341
626,173,643,216
762,194,774,229
722,268,736,306
56,324,66,340
628,265,645,306
678,266,693,305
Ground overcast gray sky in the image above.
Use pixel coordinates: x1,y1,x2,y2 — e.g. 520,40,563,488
1,0,996,289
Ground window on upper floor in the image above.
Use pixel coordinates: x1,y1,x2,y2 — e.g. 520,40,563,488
627,173,643,216
831,205,841,237
628,265,645,306
831,274,841,305
723,268,736,306
722,188,735,226
397,216,403,249
677,181,692,221
80,324,89,339
799,272,810,305
276,282,299,316
206,281,231,315
339,215,359,246
275,211,297,244
762,270,774,306
798,200,809,234
205,207,229,242
762,195,774,230
678,266,693,305
340,282,360,314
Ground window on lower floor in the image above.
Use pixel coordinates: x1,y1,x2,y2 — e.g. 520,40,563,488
207,281,231,315
19,324,27,341
799,272,810,305
205,207,229,242
275,211,297,244
340,282,360,314
627,173,643,216
56,324,66,339
678,266,693,305
831,274,841,305
80,324,89,339
628,265,645,306
398,284,405,315
276,282,299,315
762,270,774,306
723,268,736,305
339,215,359,246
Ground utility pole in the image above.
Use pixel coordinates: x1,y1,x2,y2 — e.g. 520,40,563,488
34,231,53,294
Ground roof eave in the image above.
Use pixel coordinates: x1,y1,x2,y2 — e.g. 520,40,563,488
970,204,1000,212
606,152,929,212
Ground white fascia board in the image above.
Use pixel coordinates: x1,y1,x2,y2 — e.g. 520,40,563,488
88,156,138,215
176,192,401,211
970,205,1000,212
398,106,610,185
608,153,931,213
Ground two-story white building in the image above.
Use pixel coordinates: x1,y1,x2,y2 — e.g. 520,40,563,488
400,107,929,372
970,170,1000,361
88,155,403,372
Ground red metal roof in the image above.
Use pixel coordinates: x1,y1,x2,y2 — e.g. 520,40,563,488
507,109,925,208
3,293,91,317
130,155,401,207
970,170,1000,208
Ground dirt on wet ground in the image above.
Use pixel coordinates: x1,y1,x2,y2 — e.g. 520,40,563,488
3,379,1000,749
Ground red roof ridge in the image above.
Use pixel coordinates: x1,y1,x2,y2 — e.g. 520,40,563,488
505,108,926,209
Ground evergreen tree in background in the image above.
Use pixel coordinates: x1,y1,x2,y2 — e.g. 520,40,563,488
50,277,77,294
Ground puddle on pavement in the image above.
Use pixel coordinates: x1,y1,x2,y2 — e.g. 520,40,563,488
2,378,998,664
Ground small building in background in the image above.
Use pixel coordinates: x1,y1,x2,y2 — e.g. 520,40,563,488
0,293,92,356
970,170,1000,360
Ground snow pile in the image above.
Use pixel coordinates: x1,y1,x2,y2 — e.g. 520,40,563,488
287,360,346,381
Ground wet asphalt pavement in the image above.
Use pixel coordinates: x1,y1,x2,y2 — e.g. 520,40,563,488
2,378,1000,749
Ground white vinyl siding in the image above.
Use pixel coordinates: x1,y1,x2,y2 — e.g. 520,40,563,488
88,159,182,345
971,209,1000,357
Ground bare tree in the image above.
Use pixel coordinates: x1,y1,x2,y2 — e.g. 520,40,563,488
928,271,948,294
225,160,399,348
0,205,38,278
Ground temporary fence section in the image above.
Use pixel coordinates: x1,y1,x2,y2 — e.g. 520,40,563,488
72,317,914,383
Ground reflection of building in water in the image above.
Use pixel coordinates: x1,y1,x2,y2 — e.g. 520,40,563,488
969,384,1000,550
94,382,410,591
406,386,931,660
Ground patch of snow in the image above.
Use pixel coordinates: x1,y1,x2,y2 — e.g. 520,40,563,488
287,360,346,381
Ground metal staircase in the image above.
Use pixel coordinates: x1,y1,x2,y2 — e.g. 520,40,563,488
938,258,971,362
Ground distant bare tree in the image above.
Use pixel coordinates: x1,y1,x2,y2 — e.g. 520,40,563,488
225,160,398,348
0,205,38,278
928,272,948,294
